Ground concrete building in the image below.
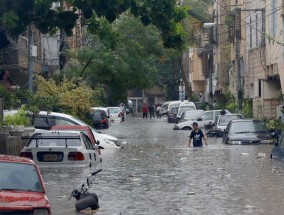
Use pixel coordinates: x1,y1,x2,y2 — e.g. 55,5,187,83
2,27,43,89
242,0,281,118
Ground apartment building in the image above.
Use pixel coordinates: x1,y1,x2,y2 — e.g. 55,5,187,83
241,0,282,118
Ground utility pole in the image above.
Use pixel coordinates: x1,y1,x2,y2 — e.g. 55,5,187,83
235,8,242,113
27,25,33,91
59,0,66,71
208,48,213,110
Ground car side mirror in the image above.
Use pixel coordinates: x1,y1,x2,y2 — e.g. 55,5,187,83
96,140,100,145
197,118,202,121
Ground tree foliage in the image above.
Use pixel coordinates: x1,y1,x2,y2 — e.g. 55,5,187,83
23,75,104,120
0,0,188,49
65,14,170,105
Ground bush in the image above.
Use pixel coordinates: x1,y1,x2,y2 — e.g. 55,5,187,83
4,105,29,126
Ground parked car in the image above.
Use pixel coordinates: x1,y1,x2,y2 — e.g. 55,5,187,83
173,109,231,130
26,111,122,149
160,101,171,116
90,108,110,129
176,102,198,122
177,109,204,123
160,101,181,116
167,107,179,123
107,107,123,122
210,114,244,137
271,131,284,160
51,125,99,145
222,119,274,144
0,155,51,214
20,130,99,167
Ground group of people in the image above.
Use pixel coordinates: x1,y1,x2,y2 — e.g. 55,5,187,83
141,103,162,119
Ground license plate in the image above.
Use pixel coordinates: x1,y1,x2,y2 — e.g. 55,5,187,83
44,154,58,161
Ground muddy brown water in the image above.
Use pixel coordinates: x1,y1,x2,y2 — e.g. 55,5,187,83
40,116,284,215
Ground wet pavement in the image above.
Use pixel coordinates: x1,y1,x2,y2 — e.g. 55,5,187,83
40,115,284,215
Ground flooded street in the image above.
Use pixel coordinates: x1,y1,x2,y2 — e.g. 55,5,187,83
41,116,284,215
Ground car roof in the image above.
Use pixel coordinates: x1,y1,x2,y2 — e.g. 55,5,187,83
0,154,35,165
34,130,82,135
230,119,262,122
90,107,107,111
51,125,90,130
184,109,204,113
218,113,243,118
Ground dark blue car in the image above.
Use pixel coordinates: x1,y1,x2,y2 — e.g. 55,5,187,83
271,131,284,160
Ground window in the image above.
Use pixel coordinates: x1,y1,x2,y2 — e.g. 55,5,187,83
81,134,94,150
0,162,42,192
271,0,277,37
55,118,76,126
30,115,53,129
258,80,262,97
27,133,81,147
200,112,214,121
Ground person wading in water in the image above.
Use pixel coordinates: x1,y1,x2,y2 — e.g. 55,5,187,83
188,122,208,147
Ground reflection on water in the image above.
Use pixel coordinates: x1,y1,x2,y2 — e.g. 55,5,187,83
40,117,284,215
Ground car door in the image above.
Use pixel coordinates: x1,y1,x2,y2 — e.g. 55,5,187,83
222,121,232,144
81,134,97,165
196,111,214,126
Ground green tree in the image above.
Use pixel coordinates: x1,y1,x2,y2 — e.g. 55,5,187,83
22,75,103,121
0,0,188,49
65,14,171,105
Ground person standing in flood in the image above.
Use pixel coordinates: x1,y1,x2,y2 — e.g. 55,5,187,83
188,122,207,147
142,103,148,119
148,104,155,119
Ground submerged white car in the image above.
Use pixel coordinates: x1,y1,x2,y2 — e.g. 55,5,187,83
28,111,122,149
20,131,99,167
173,109,231,130
107,107,123,122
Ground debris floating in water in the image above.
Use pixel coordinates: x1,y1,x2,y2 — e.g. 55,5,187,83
187,192,196,195
257,153,266,159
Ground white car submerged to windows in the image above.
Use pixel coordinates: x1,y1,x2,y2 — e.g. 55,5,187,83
107,107,123,122
173,109,231,130
20,131,99,167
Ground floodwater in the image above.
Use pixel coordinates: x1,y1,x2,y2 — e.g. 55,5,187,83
40,115,284,215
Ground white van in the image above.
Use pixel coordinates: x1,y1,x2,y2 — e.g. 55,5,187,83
176,101,197,119
160,101,182,116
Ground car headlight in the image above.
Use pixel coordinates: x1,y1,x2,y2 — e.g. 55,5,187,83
104,139,121,146
227,140,242,144
34,209,49,215
261,139,274,144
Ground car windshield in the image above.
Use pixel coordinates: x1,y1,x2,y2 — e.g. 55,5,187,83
27,133,82,147
180,105,195,111
170,107,178,114
108,108,119,114
184,110,204,120
229,121,268,133
0,162,43,192
219,115,243,126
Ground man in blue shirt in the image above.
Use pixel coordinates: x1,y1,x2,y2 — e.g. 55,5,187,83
188,122,208,147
